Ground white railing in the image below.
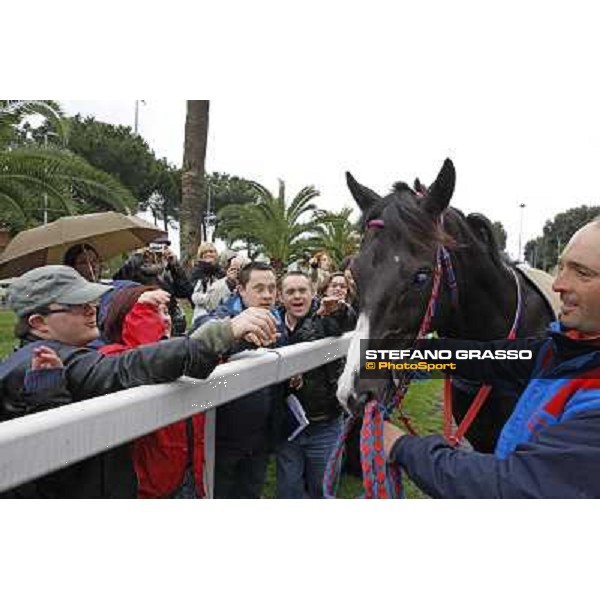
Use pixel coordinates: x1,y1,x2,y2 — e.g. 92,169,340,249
0,333,352,495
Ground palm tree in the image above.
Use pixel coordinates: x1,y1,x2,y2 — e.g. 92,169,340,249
180,100,210,266
0,100,68,147
0,100,137,234
217,179,322,272
312,207,361,266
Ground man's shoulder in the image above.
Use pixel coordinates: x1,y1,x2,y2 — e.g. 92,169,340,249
217,294,244,316
190,295,242,331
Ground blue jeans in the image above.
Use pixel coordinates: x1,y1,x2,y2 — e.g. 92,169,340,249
276,416,343,499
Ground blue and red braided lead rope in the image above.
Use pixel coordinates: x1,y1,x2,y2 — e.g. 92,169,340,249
323,415,355,498
323,378,414,499
360,400,403,498
323,403,404,499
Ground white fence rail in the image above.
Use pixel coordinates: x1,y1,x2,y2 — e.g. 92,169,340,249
0,334,352,494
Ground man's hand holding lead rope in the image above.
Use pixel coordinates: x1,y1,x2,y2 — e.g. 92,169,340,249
383,421,408,461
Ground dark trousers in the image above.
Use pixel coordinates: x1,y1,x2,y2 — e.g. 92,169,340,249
214,446,269,499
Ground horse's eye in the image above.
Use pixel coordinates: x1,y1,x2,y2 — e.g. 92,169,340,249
413,270,430,286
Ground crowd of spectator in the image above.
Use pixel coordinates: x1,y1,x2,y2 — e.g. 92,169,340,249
0,240,358,499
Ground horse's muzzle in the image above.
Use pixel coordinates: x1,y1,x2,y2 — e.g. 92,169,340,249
347,391,375,417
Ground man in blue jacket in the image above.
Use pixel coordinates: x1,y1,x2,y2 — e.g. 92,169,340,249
384,219,600,498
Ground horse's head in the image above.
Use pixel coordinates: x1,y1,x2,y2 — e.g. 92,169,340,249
337,158,456,412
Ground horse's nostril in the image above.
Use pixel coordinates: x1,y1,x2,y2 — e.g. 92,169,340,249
348,392,372,416
359,391,373,405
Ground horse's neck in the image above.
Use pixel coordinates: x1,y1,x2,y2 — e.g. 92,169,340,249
438,254,523,340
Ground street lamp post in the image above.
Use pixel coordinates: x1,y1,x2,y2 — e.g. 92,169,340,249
134,100,146,134
518,203,526,262
203,182,217,242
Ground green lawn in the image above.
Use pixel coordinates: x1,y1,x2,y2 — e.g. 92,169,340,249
0,307,443,498
0,309,17,359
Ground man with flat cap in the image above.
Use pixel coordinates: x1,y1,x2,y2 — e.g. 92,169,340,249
0,265,278,498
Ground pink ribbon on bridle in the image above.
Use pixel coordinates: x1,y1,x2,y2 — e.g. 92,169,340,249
367,219,385,230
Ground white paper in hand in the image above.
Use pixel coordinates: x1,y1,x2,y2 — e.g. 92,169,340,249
286,393,310,441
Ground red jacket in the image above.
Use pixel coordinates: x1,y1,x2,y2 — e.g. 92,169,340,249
100,302,205,498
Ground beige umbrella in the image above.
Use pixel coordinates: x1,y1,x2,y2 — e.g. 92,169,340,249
0,212,165,278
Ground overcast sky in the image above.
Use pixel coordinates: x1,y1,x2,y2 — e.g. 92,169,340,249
60,87,600,261
52,3,600,262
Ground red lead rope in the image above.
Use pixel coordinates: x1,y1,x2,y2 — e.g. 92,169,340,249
442,267,523,446
443,379,493,445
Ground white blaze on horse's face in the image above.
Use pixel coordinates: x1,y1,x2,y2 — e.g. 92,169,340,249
337,311,370,410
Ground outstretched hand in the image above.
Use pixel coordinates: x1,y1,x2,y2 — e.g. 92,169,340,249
230,307,278,347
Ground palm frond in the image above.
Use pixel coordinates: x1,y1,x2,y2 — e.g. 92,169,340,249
0,100,68,144
216,180,322,267
0,144,137,227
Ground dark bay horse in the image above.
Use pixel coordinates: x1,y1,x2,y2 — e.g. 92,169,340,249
337,158,555,452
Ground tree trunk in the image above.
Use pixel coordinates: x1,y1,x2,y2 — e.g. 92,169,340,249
180,100,209,267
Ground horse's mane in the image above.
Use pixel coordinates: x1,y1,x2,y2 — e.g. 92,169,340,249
359,181,457,252
462,212,509,270
362,181,509,270
392,182,413,195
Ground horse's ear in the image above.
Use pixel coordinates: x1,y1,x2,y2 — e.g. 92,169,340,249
346,172,381,213
414,178,428,196
424,158,455,215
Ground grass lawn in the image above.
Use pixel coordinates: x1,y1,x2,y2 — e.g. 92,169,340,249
0,309,17,359
0,306,443,499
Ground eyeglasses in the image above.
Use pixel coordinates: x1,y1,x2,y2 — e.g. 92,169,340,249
38,302,99,316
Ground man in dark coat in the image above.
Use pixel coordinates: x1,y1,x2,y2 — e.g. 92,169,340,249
275,271,356,498
192,262,283,499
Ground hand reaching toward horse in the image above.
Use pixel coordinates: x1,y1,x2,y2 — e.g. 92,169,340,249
230,307,279,347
